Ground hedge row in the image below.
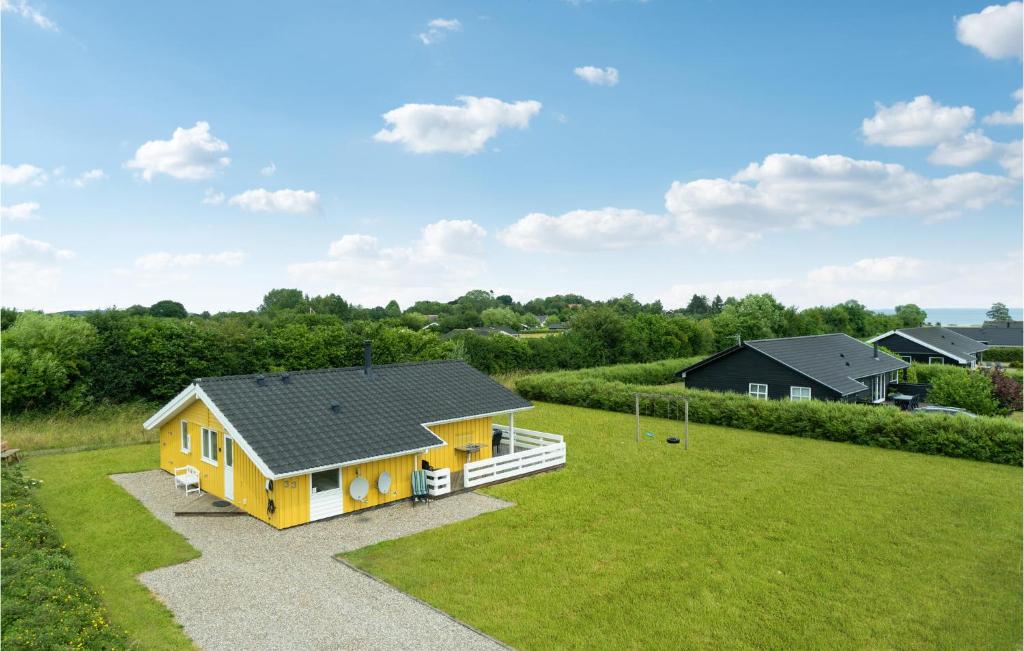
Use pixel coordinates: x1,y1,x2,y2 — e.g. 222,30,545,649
984,346,1023,363
516,371,1023,465
569,356,704,384
1,465,127,649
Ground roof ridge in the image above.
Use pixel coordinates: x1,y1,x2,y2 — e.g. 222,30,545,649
746,332,849,343
195,358,462,383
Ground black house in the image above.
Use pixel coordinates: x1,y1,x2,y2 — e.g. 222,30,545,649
948,321,1023,348
867,327,987,368
677,333,909,403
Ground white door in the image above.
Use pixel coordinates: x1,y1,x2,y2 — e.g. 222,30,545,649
309,469,343,521
872,375,884,402
223,435,235,500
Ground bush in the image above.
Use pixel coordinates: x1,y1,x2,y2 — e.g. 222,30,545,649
907,364,1004,416
986,369,1023,412
983,347,1023,363
516,363,1022,466
1,465,127,649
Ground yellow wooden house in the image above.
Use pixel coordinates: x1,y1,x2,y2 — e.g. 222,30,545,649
144,347,566,529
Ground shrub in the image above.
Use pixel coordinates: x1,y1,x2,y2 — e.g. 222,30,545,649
986,368,1023,412
1,465,128,649
983,347,1023,363
516,363,1022,466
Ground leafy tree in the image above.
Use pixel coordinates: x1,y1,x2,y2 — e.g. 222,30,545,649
685,294,710,316
1,307,18,330
259,288,307,313
987,302,1012,322
148,300,187,318
1,313,99,411
926,369,1001,416
985,368,1023,412
384,299,402,318
566,306,627,366
481,307,519,329
709,295,724,314
496,294,514,306
308,293,350,319
456,289,498,313
399,312,428,331
894,304,927,328
520,313,541,329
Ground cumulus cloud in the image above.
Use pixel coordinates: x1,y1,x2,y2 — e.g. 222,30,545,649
956,2,1023,59
202,188,226,205
927,130,998,166
70,168,107,188
499,208,670,253
289,219,487,305
418,17,461,45
0,234,74,306
260,161,277,176
0,202,40,220
573,66,619,86
999,140,1023,178
374,96,542,154
664,154,1015,246
807,256,927,284
228,188,320,214
984,88,1024,125
125,121,230,181
1,163,46,186
134,250,245,271
1,0,57,31
861,96,974,147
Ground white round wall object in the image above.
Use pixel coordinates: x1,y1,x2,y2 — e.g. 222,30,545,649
349,476,369,502
377,471,392,494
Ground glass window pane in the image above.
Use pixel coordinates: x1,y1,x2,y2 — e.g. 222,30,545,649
225,438,233,466
311,469,339,493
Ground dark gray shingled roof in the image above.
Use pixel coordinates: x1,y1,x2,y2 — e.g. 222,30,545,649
894,326,988,360
948,324,1022,347
745,333,909,395
196,359,532,476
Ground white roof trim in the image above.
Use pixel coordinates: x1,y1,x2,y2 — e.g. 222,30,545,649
867,330,968,364
143,383,198,430
421,406,533,427
271,440,447,480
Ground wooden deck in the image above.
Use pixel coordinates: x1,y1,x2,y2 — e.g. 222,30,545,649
174,492,246,517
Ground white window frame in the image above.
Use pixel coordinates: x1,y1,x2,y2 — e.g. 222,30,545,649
180,420,191,453
748,383,768,400
201,427,218,466
928,357,944,365
789,386,812,401
899,355,912,364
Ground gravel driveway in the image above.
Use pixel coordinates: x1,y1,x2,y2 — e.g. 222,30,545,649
113,470,512,651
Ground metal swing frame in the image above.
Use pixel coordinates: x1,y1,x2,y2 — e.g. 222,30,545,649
632,392,689,450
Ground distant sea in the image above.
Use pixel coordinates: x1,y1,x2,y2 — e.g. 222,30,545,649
874,307,1024,326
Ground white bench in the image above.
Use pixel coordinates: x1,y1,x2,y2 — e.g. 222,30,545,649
174,465,201,496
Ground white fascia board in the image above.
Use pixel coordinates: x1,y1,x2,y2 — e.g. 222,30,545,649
143,384,198,430
421,406,533,427
869,330,968,364
193,385,278,479
271,440,448,480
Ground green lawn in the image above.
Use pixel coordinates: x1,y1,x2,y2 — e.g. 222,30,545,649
346,402,1023,650
26,445,199,651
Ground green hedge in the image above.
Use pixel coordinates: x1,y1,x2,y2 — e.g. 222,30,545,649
569,356,705,385
1,465,127,649
516,369,1022,466
984,347,1023,363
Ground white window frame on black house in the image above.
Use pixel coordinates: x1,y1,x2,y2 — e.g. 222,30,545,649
928,357,944,365
790,386,811,401
201,427,218,466
749,383,768,400
180,420,191,453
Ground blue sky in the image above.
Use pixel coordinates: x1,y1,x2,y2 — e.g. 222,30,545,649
2,0,1021,312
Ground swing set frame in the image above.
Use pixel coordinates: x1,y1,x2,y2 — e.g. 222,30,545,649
633,392,689,449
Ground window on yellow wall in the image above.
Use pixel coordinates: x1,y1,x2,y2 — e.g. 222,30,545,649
201,427,218,465
180,421,191,453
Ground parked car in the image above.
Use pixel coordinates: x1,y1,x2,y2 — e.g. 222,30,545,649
913,405,978,418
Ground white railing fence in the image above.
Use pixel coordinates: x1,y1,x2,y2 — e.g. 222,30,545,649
463,430,566,489
424,467,451,496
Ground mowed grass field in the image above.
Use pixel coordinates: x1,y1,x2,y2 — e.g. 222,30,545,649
5,402,158,452
25,445,199,651
346,402,1023,650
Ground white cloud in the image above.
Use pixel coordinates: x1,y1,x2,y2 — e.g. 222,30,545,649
1,163,46,186
134,250,245,272
228,188,320,214
71,168,107,188
0,234,71,260
124,121,230,181
201,188,226,205
862,96,974,147
0,234,74,307
927,130,998,166
573,66,619,86
0,0,57,31
289,219,487,305
664,153,1015,246
983,88,1024,125
0,202,40,220
499,208,670,253
999,140,1023,178
260,161,277,176
374,96,542,154
807,256,927,284
956,2,1023,60
418,17,461,45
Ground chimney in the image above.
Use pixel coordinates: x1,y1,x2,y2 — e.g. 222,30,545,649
363,340,373,376
281,373,291,384
256,374,267,386
330,401,342,414
873,343,879,359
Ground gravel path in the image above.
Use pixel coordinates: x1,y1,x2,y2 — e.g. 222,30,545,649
113,470,512,651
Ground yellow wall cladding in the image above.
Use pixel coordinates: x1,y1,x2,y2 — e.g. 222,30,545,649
423,416,493,473
158,398,308,529
341,453,417,513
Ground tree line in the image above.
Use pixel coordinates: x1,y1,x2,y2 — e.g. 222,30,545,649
0,289,929,414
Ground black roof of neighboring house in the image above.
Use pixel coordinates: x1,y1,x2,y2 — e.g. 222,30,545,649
877,326,989,360
441,326,518,340
679,333,909,396
194,360,531,476
949,323,1023,347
